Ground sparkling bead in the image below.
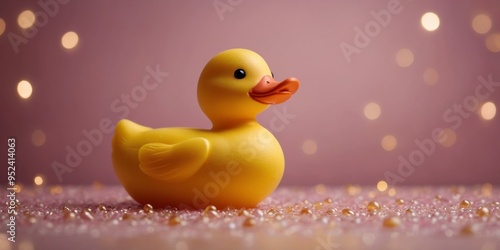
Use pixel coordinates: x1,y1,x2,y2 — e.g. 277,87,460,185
324,198,333,204
300,208,312,215
98,204,107,212
27,215,37,224
238,209,250,217
122,213,132,220
242,217,256,227
325,209,335,215
167,215,181,225
313,202,323,209
367,201,381,213
293,203,302,210
274,214,284,220
63,211,76,220
81,210,94,220
143,204,153,213
342,208,354,216
62,206,76,221
460,224,479,235
204,205,217,214
203,210,219,218
475,207,489,217
267,209,277,216
459,200,472,208
395,199,405,205
254,209,264,217
382,216,401,228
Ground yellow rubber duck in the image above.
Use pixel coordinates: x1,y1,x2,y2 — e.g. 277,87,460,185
112,48,299,209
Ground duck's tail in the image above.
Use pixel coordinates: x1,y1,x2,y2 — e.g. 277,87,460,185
112,119,151,157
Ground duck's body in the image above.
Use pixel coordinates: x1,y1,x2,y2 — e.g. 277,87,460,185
112,48,299,209
113,119,283,208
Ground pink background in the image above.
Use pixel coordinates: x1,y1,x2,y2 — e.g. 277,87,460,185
1,0,499,186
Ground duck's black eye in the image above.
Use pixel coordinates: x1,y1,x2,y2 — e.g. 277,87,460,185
234,69,246,79
271,72,274,78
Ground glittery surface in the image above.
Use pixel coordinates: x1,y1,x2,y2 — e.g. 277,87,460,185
1,184,499,250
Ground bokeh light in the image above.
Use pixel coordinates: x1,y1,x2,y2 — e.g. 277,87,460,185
34,175,44,186
0,232,10,250
18,240,34,250
13,184,22,193
388,188,397,196
0,18,6,36
381,135,397,151
302,139,318,155
61,31,79,49
364,102,381,120
377,181,388,192
396,49,414,67
345,184,361,196
32,129,46,146
18,10,35,29
315,184,326,194
438,128,457,148
17,80,33,99
480,102,496,120
485,33,500,53
472,14,492,34
421,12,440,31
423,68,439,85
481,183,493,196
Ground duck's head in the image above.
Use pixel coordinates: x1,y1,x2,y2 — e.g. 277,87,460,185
198,48,300,129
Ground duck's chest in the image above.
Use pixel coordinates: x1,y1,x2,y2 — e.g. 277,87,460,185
208,127,284,166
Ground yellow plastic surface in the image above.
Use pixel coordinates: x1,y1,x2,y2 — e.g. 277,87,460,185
112,48,299,209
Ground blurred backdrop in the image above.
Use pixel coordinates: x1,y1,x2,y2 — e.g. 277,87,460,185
1,0,499,186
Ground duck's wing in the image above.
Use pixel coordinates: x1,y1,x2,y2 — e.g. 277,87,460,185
138,137,209,182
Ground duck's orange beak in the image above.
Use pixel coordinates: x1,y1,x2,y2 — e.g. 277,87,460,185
249,75,300,105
